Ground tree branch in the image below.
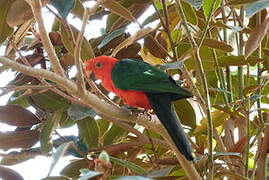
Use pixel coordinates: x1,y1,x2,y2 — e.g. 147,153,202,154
175,0,213,179
25,0,65,76
0,56,201,180
74,1,102,94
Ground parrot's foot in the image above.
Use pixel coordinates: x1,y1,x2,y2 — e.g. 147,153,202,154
121,105,133,115
121,105,151,118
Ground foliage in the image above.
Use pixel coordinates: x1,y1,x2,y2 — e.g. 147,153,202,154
0,0,269,179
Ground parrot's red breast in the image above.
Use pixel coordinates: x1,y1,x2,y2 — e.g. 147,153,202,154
84,56,151,109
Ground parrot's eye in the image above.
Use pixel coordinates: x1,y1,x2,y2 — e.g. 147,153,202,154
95,62,102,68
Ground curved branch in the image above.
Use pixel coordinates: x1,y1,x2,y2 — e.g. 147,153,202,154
0,56,201,179
26,0,65,76
0,56,160,129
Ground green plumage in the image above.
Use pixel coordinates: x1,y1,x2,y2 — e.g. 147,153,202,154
111,59,192,97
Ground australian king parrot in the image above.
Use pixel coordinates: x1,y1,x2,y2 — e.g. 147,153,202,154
84,56,194,161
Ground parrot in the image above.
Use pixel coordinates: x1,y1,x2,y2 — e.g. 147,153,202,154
84,56,194,161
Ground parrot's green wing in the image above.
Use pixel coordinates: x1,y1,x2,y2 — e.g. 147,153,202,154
111,58,192,97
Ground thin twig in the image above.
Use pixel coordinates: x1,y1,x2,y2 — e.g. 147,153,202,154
198,0,219,48
145,129,160,169
74,1,102,94
161,0,177,59
175,0,213,179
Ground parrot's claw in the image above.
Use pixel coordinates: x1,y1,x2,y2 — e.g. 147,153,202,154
121,105,133,115
121,105,151,117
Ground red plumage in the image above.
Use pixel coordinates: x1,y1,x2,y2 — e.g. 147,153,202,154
84,56,151,109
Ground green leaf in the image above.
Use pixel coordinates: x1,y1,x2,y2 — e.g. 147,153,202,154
174,99,196,129
110,156,147,175
97,27,126,49
218,55,264,67
50,0,75,19
8,91,30,107
60,24,94,60
246,0,269,17
77,118,99,148
48,142,73,176
103,124,127,145
181,1,197,25
71,0,84,19
141,11,159,26
67,104,96,121
176,42,191,57
96,119,110,136
59,113,76,128
214,152,241,158
105,0,148,32
60,159,89,178
194,110,230,134
31,91,70,112
102,0,134,22
40,109,63,153
203,0,221,18
0,0,13,44
185,57,215,71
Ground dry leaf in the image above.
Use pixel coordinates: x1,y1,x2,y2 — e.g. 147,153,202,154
0,130,39,150
245,17,269,58
112,27,154,56
144,32,167,59
6,0,33,27
228,136,247,157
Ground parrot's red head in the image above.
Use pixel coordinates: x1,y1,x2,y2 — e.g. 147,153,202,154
83,56,118,79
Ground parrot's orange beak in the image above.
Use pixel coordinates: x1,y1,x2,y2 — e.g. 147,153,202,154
83,60,92,78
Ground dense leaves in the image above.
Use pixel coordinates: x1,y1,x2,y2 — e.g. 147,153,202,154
1,0,269,179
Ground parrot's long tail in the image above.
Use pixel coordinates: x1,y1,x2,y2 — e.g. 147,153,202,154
146,93,194,161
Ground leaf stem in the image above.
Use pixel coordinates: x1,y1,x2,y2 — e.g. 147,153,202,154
161,0,177,59
256,12,264,124
175,0,213,179
221,0,233,103
198,0,218,48
238,7,245,99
